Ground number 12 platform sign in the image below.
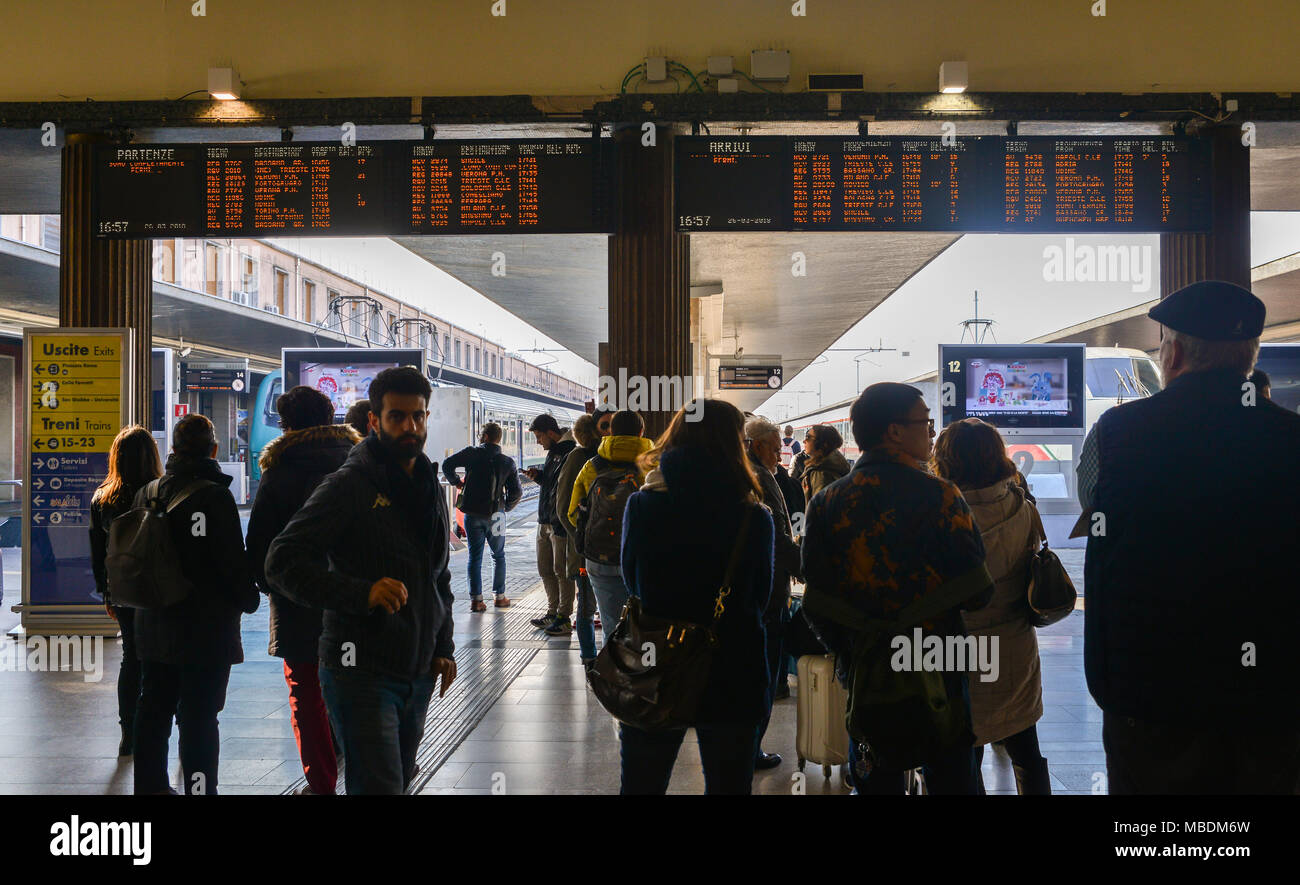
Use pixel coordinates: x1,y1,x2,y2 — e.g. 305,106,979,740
23,328,133,635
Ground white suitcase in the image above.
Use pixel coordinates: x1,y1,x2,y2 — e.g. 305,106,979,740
795,654,851,777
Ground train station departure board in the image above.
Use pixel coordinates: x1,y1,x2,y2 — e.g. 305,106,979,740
674,135,1212,233
92,139,612,237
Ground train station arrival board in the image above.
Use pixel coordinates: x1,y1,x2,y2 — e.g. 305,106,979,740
674,135,1212,233
23,328,132,625
92,139,613,238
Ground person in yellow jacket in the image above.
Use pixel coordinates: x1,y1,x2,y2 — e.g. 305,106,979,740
567,411,654,641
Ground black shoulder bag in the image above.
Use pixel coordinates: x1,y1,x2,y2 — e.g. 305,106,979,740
586,506,754,731
1025,500,1077,627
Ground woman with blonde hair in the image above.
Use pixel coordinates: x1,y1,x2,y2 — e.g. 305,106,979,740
89,424,163,757
931,418,1050,794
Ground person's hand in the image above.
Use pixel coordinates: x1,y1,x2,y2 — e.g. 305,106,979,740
432,657,457,697
524,467,539,480
104,603,117,621
368,578,408,613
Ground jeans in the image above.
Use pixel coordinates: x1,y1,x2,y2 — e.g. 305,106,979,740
319,665,436,795
586,559,628,643
466,512,506,598
1102,712,1300,794
575,571,598,661
134,661,231,795
112,605,142,746
284,658,338,795
620,722,760,794
537,524,575,619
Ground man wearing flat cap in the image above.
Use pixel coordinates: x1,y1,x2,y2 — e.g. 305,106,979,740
1078,280,1300,794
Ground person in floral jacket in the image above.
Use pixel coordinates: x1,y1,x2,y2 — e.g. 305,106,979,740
802,382,993,795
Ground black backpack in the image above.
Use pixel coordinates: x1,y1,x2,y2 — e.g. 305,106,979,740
105,477,213,609
575,456,640,564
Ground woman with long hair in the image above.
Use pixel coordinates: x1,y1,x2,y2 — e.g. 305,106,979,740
931,418,1050,794
89,424,163,757
617,399,775,794
800,423,851,502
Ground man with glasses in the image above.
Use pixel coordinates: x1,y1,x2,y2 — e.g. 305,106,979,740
801,382,993,794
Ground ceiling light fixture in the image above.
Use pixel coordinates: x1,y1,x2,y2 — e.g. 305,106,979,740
208,66,241,101
939,61,968,94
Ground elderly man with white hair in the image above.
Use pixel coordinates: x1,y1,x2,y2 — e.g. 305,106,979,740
743,415,804,771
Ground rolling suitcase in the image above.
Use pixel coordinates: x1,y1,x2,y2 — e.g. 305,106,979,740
795,654,851,778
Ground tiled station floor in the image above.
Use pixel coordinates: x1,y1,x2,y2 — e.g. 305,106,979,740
0,513,1099,795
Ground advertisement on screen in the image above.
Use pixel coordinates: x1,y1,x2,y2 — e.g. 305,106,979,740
939,343,1086,433
281,348,426,424
301,363,393,419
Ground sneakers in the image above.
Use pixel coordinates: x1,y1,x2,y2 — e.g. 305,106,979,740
531,613,557,628
470,598,487,613
544,617,573,636
494,595,511,608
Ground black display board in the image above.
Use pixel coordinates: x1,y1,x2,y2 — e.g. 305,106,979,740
93,139,613,238
675,135,1212,233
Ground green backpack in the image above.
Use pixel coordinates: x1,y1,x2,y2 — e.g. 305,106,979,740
804,567,990,770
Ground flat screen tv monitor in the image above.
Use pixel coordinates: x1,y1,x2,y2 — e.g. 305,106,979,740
939,343,1086,434
281,348,426,423
1255,343,1300,416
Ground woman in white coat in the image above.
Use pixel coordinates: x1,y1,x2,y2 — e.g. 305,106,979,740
932,418,1051,795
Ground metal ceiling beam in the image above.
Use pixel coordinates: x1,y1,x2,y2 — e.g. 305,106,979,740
3,92,1300,132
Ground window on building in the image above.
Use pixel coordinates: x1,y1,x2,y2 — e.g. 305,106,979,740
475,348,481,373
273,268,288,314
154,240,175,282
302,281,316,323
241,254,259,303
204,241,226,299
455,340,461,366
349,303,360,337
489,353,495,376
443,335,451,362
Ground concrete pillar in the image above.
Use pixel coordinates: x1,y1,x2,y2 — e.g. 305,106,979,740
607,125,691,440
59,132,152,428
1160,126,1251,297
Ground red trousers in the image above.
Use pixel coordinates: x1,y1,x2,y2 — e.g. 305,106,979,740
283,659,338,795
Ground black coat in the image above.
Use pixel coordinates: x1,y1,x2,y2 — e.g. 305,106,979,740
622,447,775,725
749,452,801,620
1085,367,1300,726
536,433,576,534
133,455,259,668
442,442,522,518
265,435,456,678
245,423,360,660
89,484,140,605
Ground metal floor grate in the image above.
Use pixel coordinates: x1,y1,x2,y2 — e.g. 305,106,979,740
282,586,548,795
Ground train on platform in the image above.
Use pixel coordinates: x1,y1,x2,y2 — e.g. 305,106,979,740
249,352,587,483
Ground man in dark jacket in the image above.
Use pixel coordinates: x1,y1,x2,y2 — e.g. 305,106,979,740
523,414,576,631
266,366,456,795
245,385,360,796
133,413,259,796
1080,281,1300,794
801,383,992,795
745,416,803,769
442,421,523,612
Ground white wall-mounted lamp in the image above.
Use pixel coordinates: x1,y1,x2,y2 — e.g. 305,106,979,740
939,61,968,94
208,66,241,101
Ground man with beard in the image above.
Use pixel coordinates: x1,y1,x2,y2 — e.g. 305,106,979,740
267,366,456,794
